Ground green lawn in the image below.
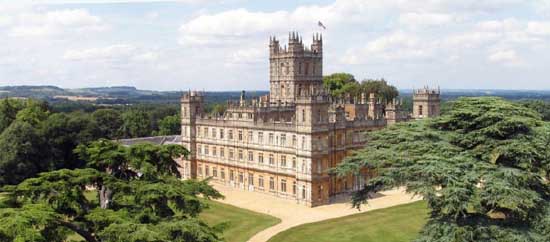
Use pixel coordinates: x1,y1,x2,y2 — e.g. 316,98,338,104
200,200,281,242
268,201,428,242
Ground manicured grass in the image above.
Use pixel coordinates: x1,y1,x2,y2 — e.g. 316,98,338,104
268,201,428,242
200,200,281,242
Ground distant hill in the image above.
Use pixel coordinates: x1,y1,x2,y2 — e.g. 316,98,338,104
1,85,549,104
0,85,269,104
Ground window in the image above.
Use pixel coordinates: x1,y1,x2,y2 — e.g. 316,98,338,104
229,130,233,139
292,157,297,168
204,145,209,155
238,130,243,141
248,173,254,186
292,135,297,146
258,132,264,143
318,110,322,122
238,150,244,161
238,113,243,119
302,109,305,122
198,165,203,176
269,133,274,144
269,154,275,165
248,131,253,142
204,127,209,137
205,165,209,176
212,128,217,138
293,181,297,195
281,155,287,167
220,129,224,139
229,149,234,160
418,105,423,116
230,170,234,181
269,177,275,190
305,62,309,75
248,151,254,161
199,145,203,155
258,153,264,164
221,168,225,180
238,172,244,183
259,176,264,188
220,147,225,158
213,167,217,177
248,113,253,119
280,134,286,146
302,185,306,199
212,147,217,157
281,179,287,193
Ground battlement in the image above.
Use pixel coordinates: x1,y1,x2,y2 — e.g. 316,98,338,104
414,86,440,95
269,32,322,57
181,91,205,102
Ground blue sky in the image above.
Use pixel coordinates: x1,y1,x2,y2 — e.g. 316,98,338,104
0,0,549,91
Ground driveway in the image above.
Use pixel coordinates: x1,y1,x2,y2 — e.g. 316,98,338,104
211,184,421,242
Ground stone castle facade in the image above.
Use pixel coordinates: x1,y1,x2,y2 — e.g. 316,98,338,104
179,32,440,207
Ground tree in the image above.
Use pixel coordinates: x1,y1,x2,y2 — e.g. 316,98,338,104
323,73,357,97
0,98,24,134
40,112,101,170
519,99,550,121
120,109,152,138
156,115,181,136
336,97,550,242
14,100,49,126
359,79,399,103
1,140,223,242
92,109,123,139
0,121,49,185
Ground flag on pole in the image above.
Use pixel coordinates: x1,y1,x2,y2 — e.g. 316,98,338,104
318,21,326,30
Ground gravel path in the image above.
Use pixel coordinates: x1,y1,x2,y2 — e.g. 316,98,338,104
211,184,421,242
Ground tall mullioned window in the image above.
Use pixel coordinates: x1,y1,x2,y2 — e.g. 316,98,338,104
248,173,254,186
220,129,224,139
281,155,286,167
248,151,254,161
238,130,243,141
269,177,275,190
259,176,264,188
258,153,264,164
229,130,233,140
258,132,264,143
269,154,275,165
281,179,287,193
220,147,224,158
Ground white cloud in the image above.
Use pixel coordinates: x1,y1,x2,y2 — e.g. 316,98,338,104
527,21,550,35
476,18,522,32
7,9,107,37
63,45,136,61
488,49,522,66
399,13,454,27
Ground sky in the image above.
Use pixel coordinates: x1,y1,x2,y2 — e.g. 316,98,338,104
0,0,549,91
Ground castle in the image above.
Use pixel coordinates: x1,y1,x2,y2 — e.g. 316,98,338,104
178,32,440,206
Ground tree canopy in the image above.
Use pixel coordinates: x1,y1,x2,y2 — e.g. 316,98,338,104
1,140,223,242
336,97,550,242
323,73,399,102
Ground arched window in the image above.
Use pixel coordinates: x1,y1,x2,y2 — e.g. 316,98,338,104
302,109,306,122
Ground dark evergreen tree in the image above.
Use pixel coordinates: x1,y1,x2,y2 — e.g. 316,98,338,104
336,97,550,242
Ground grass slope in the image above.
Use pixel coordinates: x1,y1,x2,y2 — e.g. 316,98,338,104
268,201,428,242
200,200,281,242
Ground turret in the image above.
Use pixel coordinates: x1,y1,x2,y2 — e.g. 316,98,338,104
412,86,441,119
312,33,322,54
